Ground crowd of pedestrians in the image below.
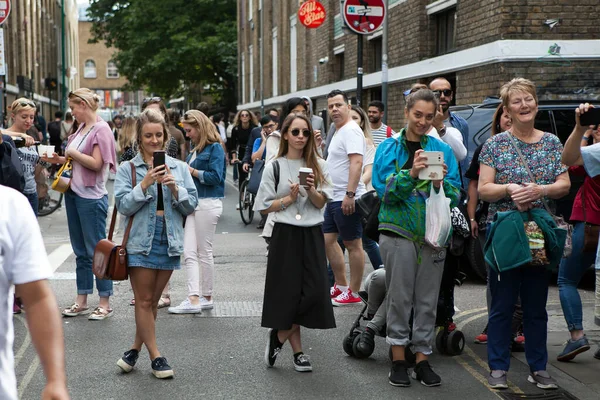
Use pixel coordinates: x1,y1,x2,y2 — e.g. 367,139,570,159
1,75,600,399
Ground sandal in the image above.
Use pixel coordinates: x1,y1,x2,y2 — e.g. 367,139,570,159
130,298,135,306
62,303,91,317
157,296,171,309
88,307,114,320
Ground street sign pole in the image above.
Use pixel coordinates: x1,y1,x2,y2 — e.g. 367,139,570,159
356,34,363,107
382,0,388,124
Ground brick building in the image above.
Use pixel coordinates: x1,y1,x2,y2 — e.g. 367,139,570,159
237,0,600,130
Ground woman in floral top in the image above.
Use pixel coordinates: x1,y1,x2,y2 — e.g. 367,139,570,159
478,78,570,390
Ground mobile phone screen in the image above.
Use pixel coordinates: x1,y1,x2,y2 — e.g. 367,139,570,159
153,151,166,169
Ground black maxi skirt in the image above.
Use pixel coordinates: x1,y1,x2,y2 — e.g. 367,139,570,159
261,223,336,330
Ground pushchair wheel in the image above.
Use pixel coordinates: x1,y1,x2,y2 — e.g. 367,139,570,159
446,330,465,356
435,327,448,355
343,331,361,357
352,330,375,359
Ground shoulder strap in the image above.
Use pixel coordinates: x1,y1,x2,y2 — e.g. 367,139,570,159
273,159,280,192
107,162,136,243
506,133,553,215
386,125,392,137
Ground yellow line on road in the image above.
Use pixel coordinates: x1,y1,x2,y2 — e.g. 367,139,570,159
13,315,31,368
17,356,40,400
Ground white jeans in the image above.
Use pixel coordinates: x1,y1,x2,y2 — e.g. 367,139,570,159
183,198,222,297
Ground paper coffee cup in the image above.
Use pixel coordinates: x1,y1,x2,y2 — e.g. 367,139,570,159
299,167,313,186
39,145,54,158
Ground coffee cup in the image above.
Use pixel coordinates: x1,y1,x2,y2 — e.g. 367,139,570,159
299,167,313,187
38,145,54,158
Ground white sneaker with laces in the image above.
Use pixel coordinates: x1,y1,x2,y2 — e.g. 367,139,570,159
199,296,214,310
168,299,202,314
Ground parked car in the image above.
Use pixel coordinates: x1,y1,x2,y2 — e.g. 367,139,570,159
450,98,586,281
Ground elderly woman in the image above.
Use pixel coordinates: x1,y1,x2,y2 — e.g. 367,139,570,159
478,78,570,390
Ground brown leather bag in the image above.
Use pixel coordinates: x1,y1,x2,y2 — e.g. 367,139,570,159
93,162,136,281
582,185,599,253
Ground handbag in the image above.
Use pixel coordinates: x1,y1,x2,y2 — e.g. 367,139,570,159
247,158,265,195
356,190,381,242
92,162,136,281
51,127,93,193
507,133,573,258
582,185,600,253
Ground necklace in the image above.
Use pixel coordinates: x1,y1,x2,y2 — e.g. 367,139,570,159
284,156,305,221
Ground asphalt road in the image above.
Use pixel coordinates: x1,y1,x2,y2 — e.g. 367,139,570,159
14,165,600,400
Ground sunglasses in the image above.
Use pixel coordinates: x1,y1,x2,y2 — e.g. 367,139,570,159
142,96,162,105
68,91,89,105
432,89,453,97
290,128,310,138
240,113,250,117
18,100,36,108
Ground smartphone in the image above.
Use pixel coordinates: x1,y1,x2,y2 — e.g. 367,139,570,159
419,151,444,180
153,151,166,169
580,108,600,127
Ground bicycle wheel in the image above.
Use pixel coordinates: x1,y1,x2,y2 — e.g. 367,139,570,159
38,167,63,217
239,180,255,225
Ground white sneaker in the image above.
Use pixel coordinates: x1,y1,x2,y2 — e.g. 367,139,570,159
236,204,241,210
199,296,214,310
168,299,202,314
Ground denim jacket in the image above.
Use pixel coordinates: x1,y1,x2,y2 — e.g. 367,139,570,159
115,153,198,257
186,142,226,198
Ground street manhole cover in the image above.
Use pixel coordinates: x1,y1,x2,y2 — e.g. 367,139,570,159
497,391,579,400
197,301,262,318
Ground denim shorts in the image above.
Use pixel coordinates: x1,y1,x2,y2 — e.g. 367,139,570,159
128,217,181,270
322,201,363,241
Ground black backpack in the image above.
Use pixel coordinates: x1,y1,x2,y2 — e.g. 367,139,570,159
0,139,25,192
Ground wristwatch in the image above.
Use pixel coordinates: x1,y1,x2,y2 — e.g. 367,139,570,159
438,126,446,136
345,191,356,198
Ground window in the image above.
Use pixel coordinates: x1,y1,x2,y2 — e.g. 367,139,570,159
249,45,254,102
370,38,382,72
334,14,343,39
272,27,278,97
551,109,577,144
248,0,253,21
290,16,297,93
371,87,382,102
435,8,456,55
106,61,119,78
84,59,96,79
334,52,345,82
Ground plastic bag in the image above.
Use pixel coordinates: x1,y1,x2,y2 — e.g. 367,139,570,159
425,184,452,249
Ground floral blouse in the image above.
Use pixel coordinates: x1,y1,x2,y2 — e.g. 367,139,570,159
479,131,568,222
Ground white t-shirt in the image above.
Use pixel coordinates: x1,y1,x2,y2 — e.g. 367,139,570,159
428,126,467,162
0,186,52,400
326,120,367,201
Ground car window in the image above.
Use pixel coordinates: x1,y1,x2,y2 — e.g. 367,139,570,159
452,107,495,147
551,109,576,144
534,110,553,136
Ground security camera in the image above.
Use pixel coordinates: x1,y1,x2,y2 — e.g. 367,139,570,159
319,56,329,64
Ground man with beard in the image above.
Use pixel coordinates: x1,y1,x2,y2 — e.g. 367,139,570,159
368,100,396,146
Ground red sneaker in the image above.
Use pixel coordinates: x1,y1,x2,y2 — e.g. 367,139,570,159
13,300,22,314
332,289,361,306
330,284,343,299
514,333,525,345
474,331,487,344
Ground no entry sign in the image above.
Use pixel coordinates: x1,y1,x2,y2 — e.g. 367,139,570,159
0,1,10,25
298,1,326,29
342,0,385,35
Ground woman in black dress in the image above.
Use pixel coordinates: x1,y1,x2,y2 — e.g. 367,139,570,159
255,113,335,372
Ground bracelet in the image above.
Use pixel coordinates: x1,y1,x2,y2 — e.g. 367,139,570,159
542,185,547,197
505,184,510,197
470,218,475,222
279,198,286,211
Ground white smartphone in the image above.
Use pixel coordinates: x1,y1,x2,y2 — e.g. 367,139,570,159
418,151,444,180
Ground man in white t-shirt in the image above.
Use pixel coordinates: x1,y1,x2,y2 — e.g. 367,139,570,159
0,186,69,400
324,90,367,306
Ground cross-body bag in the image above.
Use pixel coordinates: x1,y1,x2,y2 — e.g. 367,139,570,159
92,161,136,281
51,126,93,193
507,133,572,258
582,184,599,253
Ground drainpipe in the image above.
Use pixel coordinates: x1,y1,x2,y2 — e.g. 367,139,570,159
61,0,66,110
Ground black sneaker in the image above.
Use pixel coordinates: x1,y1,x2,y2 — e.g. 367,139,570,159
595,348,600,360
264,328,282,368
411,360,441,387
116,349,139,373
389,360,411,387
355,328,375,358
293,353,313,372
151,357,174,379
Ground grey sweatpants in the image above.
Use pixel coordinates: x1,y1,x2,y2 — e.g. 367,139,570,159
364,268,387,333
380,234,446,355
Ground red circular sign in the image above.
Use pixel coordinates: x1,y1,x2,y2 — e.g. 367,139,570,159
343,0,385,35
0,1,11,25
298,1,326,29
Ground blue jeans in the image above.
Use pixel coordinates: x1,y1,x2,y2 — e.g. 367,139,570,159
65,191,113,297
24,191,38,217
558,222,596,331
488,266,550,372
327,234,383,287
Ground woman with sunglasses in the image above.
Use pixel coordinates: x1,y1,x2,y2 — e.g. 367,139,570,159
41,88,118,320
168,110,225,314
230,109,258,189
2,98,40,215
256,113,335,373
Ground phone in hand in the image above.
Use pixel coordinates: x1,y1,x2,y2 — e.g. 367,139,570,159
153,150,166,170
580,107,600,127
419,151,444,180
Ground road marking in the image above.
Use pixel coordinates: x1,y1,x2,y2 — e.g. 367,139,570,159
47,244,73,273
17,356,40,400
13,315,31,368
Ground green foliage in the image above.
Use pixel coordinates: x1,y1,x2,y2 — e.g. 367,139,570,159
87,0,237,108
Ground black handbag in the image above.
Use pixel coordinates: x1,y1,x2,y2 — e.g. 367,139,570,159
247,159,265,195
356,190,381,242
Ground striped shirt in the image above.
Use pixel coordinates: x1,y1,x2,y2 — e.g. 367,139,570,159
371,123,396,147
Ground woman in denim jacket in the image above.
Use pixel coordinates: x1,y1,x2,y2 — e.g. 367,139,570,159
169,110,226,314
114,109,197,379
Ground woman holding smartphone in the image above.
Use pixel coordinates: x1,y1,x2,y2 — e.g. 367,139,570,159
256,113,335,372
114,109,197,378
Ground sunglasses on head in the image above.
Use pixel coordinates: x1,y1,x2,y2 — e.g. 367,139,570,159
142,96,162,105
290,128,310,138
68,91,89,105
432,89,453,97
19,100,36,108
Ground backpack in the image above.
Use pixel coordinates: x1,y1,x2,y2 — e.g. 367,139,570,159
0,140,25,192
386,125,393,138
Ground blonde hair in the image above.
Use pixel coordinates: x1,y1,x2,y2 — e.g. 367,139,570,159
135,109,170,154
500,78,538,109
68,88,101,111
350,107,374,143
10,98,36,116
182,109,222,153
117,116,137,152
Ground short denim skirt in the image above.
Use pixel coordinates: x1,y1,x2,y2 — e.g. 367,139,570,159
128,216,181,270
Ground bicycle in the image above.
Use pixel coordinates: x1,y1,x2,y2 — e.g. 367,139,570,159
36,161,63,216
238,167,255,225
